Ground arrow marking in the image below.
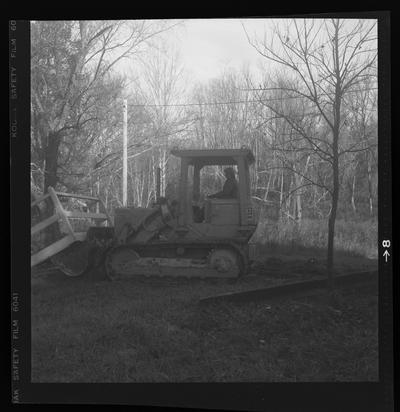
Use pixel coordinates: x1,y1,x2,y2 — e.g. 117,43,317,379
383,250,390,262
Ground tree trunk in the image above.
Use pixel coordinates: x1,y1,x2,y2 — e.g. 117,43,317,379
293,170,302,221
327,20,341,293
44,131,61,192
161,148,167,197
263,170,272,202
351,174,357,213
296,189,302,221
328,95,340,291
279,169,284,220
43,130,62,242
327,149,339,290
366,154,374,216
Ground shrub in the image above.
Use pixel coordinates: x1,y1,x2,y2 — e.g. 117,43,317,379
252,217,377,258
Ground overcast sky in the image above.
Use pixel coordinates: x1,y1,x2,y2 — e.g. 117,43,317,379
175,19,268,83
119,18,377,101
120,18,272,91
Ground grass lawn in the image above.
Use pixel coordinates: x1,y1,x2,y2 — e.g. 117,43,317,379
31,250,378,382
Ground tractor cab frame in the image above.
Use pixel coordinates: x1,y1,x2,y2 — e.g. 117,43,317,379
170,148,257,241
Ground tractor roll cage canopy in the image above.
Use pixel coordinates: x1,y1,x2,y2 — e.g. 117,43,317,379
170,148,255,166
171,148,255,226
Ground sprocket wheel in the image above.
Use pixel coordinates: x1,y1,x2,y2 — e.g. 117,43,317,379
208,248,241,277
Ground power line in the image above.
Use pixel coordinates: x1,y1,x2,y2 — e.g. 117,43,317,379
129,87,378,108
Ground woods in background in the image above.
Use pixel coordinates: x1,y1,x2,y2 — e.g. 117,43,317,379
31,19,378,259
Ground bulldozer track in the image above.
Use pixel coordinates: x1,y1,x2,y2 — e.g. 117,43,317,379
104,241,248,280
199,270,378,305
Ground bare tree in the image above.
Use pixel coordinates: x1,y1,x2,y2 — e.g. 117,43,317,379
130,43,190,203
342,77,377,217
31,20,178,194
244,18,377,288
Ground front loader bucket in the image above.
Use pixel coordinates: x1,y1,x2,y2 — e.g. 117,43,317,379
31,187,113,276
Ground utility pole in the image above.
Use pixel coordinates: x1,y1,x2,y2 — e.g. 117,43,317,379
122,99,128,206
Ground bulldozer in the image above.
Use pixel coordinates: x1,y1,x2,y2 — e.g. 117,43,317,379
31,148,259,280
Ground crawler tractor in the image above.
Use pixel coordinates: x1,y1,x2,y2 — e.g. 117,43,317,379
31,148,259,280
